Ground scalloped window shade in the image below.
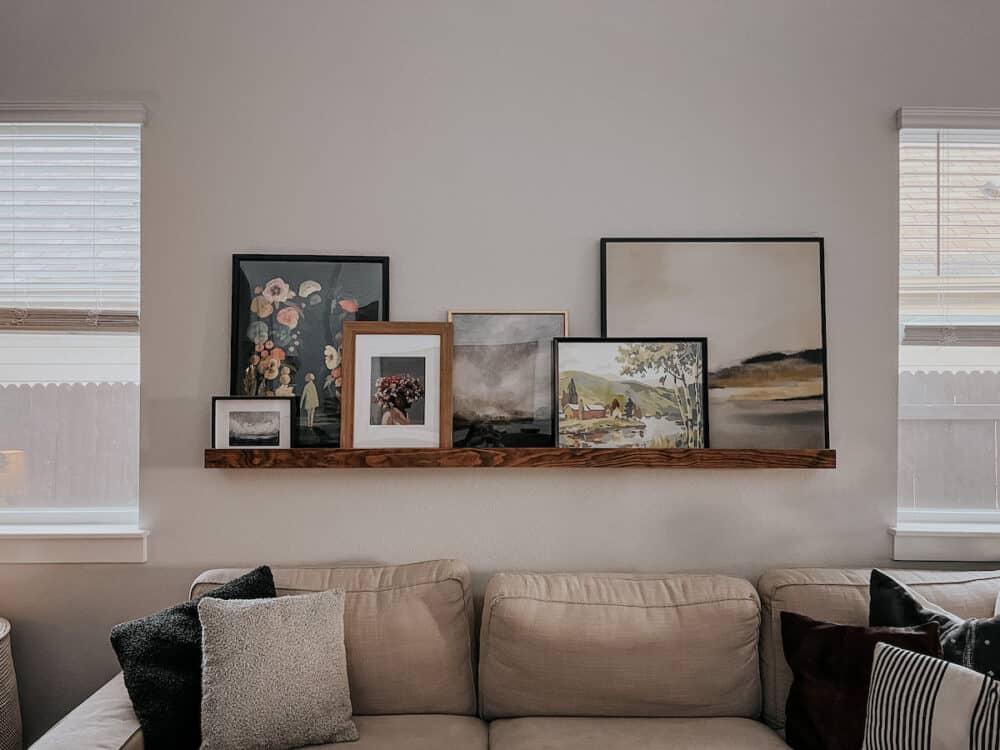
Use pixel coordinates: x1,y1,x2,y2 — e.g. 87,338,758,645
0,117,140,516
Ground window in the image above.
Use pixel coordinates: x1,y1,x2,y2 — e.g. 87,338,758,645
897,109,1000,542
0,109,142,534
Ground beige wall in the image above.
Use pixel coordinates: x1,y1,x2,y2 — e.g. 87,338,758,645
2,0,999,741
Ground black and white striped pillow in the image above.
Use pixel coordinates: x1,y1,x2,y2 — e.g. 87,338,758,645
863,642,1000,749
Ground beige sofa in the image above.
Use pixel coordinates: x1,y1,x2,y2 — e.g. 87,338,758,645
30,561,1000,749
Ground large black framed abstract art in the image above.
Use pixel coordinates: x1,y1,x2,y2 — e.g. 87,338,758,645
601,238,829,449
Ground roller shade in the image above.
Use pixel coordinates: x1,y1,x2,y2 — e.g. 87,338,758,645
899,122,1000,346
0,121,141,331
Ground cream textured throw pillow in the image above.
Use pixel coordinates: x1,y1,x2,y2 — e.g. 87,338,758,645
863,642,999,749
199,590,359,750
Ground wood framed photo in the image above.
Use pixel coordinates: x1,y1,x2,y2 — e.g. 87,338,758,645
230,254,389,448
340,322,453,449
447,310,568,448
212,396,295,449
553,337,709,449
601,237,828,449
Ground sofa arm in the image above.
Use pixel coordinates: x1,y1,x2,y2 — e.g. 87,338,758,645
31,673,143,750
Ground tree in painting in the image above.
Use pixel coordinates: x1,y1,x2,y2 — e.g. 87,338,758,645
616,343,703,447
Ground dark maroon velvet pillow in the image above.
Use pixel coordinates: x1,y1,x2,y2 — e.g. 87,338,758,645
780,611,942,750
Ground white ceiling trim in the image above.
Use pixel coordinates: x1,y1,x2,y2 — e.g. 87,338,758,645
897,107,1000,131
0,101,147,124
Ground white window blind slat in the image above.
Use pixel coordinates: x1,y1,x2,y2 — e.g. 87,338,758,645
0,122,140,325
900,128,1000,334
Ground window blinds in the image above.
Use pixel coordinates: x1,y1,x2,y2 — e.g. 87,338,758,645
900,125,1000,345
0,122,141,331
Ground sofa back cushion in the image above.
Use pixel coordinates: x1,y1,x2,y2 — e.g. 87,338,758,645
190,559,476,716
478,572,762,719
757,568,1000,731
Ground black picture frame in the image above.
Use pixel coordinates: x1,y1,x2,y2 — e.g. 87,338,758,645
552,336,710,449
229,253,390,447
600,237,829,449
447,310,569,448
212,396,297,449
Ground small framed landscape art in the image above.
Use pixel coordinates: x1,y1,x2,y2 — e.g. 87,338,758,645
448,310,568,448
230,254,389,448
212,397,295,449
553,338,708,449
601,238,829,449
340,322,453,449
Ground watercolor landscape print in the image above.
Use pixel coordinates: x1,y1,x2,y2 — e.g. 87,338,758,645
555,339,707,449
450,312,567,447
602,239,827,448
230,255,388,447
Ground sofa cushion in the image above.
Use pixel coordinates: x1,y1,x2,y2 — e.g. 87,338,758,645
488,717,789,750
319,715,488,750
190,559,475,716
757,568,1000,730
28,673,143,750
479,572,761,719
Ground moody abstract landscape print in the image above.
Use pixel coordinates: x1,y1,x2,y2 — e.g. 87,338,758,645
602,239,827,448
450,312,567,447
556,339,707,449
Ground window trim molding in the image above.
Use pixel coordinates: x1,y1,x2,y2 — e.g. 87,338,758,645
0,101,147,124
0,525,147,563
897,107,1000,131
892,510,1000,562
0,507,138,526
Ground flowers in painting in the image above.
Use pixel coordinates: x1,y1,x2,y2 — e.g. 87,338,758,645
262,357,281,380
338,299,359,313
249,295,273,317
324,345,341,370
298,280,321,298
246,321,269,345
374,374,424,412
276,305,300,330
262,278,292,303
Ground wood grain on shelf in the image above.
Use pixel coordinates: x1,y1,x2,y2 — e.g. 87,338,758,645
204,447,836,469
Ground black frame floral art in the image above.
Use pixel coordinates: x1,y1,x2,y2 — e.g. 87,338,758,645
229,254,389,447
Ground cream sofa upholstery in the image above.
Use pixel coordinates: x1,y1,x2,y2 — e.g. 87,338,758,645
757,567,1000,731
479,572,761,719
33,559,484,750
30,563,1000,750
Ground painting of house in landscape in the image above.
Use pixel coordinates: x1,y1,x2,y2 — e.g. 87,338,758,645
555,339,708,449
602,239,828,449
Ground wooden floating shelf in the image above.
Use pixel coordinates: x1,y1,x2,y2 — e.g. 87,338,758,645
204,447,836,470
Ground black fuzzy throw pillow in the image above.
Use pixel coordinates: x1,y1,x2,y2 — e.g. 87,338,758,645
869,568,1000,679
111,566,276,750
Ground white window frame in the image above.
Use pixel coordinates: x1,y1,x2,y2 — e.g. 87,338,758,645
0,102,147,563
894,106,1000,562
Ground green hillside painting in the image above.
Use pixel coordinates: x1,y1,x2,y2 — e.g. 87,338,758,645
555,339,708,449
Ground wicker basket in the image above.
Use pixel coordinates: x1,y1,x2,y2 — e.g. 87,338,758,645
0,619,20,750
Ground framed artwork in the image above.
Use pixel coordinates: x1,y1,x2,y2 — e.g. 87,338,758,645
447,310,568,448
554,338,708,449
230,254,389,447
340,322,453,449
212,397,295,449
601,238,829,449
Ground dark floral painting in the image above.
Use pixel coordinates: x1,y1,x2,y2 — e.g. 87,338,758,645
230,254,389,446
